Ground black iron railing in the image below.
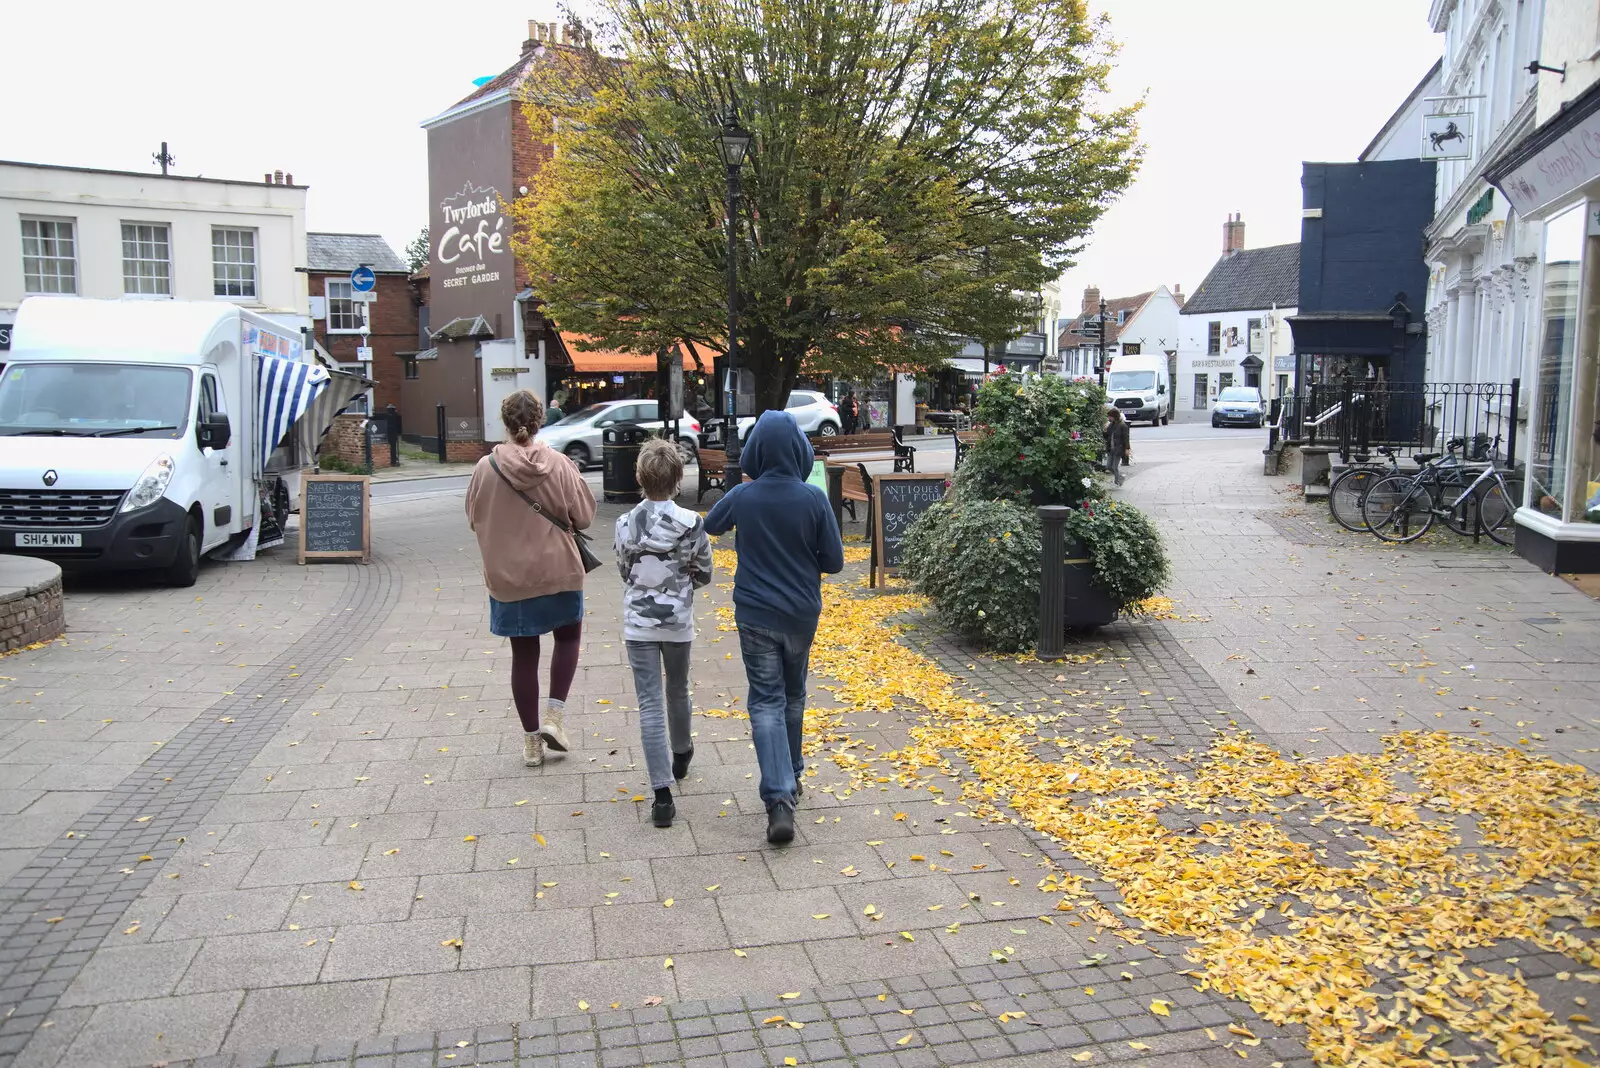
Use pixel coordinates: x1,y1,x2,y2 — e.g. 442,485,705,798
1282,380,1520,466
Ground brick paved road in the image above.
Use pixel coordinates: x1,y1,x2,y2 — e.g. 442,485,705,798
0,430,1593,1067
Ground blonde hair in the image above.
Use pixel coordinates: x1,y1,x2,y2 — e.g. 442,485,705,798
501,390,545,445
636,438,684,499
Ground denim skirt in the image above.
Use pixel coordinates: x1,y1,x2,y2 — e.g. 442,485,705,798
489,590,584,637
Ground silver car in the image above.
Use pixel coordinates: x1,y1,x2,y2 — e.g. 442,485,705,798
536,400,701,468
1211,386,1265,428
735,390,841,440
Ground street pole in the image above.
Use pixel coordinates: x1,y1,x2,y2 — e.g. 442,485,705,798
724,160,742,487
715,117,752,487
1097,297,1108,391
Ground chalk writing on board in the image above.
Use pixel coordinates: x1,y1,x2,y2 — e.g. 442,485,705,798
303,479,366,555
877,477,945,569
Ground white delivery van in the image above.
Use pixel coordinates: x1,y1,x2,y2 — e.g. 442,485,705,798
1104,353,1171,426
0,297,369,586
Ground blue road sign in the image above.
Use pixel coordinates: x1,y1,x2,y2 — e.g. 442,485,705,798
350,266,376,293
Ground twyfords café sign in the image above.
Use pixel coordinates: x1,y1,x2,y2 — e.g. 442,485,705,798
437,182,507,290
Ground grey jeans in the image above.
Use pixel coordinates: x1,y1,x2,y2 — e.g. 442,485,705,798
626,640,694,789
1108,451,1124,485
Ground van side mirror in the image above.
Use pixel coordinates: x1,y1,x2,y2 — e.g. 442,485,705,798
1158,383,1167,394
198,413,232,450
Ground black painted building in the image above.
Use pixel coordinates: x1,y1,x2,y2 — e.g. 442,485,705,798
1289,160,1438,386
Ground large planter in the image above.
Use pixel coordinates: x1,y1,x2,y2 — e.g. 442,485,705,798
1063,538,1119,632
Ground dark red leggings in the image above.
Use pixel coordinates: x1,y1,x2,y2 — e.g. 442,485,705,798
509,622,582,732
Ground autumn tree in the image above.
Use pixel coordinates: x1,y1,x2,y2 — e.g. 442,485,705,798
510,0,1142,414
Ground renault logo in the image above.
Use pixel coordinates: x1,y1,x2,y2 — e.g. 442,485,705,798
42,470,58,487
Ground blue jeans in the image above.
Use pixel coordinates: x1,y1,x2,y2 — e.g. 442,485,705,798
738,623,816,808
626,640,694,790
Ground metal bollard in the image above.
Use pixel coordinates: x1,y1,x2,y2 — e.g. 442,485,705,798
435,403,447,464
1037,505,1070,660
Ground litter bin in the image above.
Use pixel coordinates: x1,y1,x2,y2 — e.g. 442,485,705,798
602,423,650,503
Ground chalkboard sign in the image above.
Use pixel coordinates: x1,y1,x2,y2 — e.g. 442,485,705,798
299,475,371,564
871,473,947,586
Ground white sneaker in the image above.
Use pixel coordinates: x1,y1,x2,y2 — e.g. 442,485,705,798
523,732,544,768
539,702,570,753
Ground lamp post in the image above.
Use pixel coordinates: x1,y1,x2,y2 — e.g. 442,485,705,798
1097,296,1108,390
716,116,753,486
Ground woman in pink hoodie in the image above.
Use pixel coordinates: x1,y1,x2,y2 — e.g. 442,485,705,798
465,391,597,767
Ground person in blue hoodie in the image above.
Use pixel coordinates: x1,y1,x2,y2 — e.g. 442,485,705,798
705,410,845,845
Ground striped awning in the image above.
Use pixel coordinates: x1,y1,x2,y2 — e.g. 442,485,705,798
257,355,331,474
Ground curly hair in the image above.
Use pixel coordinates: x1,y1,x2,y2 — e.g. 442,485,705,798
636,438,684,499
500,390,545,445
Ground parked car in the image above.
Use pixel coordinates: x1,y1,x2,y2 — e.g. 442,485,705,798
536,400,700,469
1211,386,1265,428
734,390,840,441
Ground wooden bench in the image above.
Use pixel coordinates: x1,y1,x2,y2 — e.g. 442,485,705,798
952,430,981,470
697,449,727,502
826,461,873,528
813,428,916,472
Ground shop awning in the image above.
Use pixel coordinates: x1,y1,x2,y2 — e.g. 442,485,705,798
561,333,701,373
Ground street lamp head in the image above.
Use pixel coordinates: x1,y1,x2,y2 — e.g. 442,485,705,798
716,119,753,169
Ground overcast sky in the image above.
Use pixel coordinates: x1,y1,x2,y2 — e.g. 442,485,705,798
3,0,1440,313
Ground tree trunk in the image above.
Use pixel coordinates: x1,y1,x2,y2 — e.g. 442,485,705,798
743,328,802,418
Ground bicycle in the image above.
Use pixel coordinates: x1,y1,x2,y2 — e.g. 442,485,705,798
1361,438,1514,545
1328,446,1400,532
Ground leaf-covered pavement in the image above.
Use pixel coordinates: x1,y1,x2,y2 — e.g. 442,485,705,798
777,565,1600,1067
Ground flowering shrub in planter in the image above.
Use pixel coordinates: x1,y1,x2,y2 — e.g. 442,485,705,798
901,500,1041,652
900,373,1170,650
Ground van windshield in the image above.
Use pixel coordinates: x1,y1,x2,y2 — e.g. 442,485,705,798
0,363,192,438
1107,371,1155,392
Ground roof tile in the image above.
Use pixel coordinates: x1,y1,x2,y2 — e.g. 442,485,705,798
1181,244,1299,315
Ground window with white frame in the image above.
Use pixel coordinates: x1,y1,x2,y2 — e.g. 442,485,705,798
212,228,257,298
121,223,172,296
325,280,367,333
21,218,77,294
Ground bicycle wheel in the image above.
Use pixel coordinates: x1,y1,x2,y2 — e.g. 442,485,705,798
1439,479,1480,537
1363,474,1436,542
1476,479,1516,545
1329,468,1380,532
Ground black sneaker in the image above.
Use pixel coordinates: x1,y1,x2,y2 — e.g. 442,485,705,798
672,747,694,780
766,800,795,845
795,777,805,800
652,798,676,828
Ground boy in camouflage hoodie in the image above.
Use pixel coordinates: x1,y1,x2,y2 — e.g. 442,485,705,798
615,439,714,827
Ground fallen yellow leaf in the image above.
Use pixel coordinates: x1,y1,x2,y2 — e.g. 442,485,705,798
1150,1000,1171,1017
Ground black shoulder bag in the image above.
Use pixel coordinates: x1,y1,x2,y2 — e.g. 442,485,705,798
488,455,603,573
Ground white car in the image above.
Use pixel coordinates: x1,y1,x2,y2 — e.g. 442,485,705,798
735,390,841,440
536,400,700,469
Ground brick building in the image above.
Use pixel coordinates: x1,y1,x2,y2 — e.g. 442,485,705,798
304,232,415,419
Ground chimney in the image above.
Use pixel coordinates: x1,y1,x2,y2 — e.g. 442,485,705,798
273,169,284,185
284,173,293,185
1082,285,1101,316
264,173,272,184
1223,213,1246,257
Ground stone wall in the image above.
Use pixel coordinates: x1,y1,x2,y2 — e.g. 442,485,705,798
0,558,64,653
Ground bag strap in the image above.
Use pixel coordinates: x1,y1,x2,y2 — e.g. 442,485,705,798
488,454,574,536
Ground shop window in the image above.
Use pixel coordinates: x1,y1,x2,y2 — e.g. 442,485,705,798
1247,318,1262,352
1193,373,1208,409
1207,322,1221,355
1218,372,1234,391
1531,205,1585,521
403,358,419,381
21,217,77,294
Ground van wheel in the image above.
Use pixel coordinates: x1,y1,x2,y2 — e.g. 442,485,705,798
1161,414,1170,426
167,516,201,588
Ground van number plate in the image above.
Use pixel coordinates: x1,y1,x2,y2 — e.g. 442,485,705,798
16,532,82,548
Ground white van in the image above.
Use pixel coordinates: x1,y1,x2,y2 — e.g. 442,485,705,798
0,298,368,585
1104,353,1171,426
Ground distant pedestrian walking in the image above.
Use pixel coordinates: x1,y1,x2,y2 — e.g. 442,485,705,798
616,439,713,828
841,390,859,435
1104,407,1130,487
704,411,844,845
466,390,597,768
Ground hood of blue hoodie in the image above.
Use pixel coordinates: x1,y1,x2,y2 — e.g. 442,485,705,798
742,410,812,480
